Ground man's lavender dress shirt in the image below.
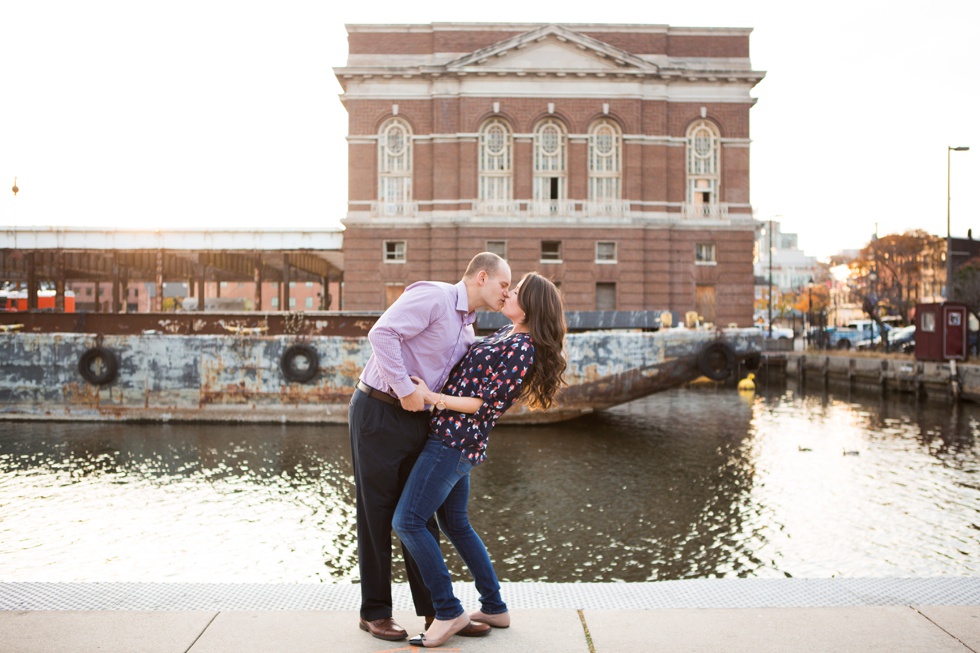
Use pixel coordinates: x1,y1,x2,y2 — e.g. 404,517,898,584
360,280,476,402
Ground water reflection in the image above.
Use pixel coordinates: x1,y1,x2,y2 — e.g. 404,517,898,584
0,382,977,583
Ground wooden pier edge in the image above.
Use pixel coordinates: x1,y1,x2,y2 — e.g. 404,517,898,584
760,352,977,403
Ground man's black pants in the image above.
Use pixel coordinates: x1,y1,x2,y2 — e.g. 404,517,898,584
348,388,439,621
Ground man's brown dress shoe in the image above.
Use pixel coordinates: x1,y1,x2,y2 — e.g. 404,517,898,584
424,615,491,637
359,617,408,641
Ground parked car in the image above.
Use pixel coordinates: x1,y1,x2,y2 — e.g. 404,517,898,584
856,325,915,353
755,324,794,339
828,320,889,350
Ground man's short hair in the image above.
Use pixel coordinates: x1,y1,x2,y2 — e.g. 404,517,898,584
464,252,505,279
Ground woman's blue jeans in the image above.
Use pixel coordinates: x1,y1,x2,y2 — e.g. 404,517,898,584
393,438,507,621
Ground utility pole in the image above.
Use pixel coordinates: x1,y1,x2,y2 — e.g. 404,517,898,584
767,218,773,339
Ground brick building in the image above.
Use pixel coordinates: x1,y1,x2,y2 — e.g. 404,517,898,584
335,23,764,326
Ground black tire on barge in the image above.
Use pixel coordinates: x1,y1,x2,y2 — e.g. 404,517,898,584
280,344,320,384
78,346,119,386
697,341,737,381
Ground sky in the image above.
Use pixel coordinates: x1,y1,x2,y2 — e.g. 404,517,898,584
1,0,978,261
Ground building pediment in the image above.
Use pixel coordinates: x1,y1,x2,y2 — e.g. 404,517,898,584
443,24,657,75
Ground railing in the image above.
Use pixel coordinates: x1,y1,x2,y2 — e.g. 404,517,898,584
581,200,631,218
367,201,731,221
472,200,632,218
528,200,579,217
370,202,419,218
473,201,522,216
681,203,729,219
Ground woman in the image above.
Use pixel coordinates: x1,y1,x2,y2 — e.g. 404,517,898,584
392,272,567,648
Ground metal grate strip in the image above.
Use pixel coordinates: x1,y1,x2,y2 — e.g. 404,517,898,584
2,578,979,611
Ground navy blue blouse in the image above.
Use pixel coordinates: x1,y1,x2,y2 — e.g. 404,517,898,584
429,326,535,464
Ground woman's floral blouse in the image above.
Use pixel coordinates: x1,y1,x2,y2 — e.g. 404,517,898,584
429,327,534,464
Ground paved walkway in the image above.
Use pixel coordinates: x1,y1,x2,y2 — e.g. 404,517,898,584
2,579,978,652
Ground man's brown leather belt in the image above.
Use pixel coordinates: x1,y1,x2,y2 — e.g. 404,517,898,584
356,380,399,406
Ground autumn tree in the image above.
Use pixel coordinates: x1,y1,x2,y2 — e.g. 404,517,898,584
791,283,830,316
850,230,944,323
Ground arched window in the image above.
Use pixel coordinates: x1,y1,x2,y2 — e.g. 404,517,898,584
378,117,412,215
588,119,622,202
686,120,720,216
533,119,567,212
478,119,513,207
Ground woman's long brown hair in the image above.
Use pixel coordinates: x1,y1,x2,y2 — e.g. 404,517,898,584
514,272,567,410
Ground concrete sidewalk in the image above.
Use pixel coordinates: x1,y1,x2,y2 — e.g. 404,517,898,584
1,579,978,652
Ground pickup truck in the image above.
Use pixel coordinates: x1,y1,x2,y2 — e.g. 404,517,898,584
755,324,794,339
827,320,888,350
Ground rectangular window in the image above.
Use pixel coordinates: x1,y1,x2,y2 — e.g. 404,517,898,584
305,282,314,288
305,297,314,309
486,240,507,258
384,241,406,262
596,283,616,311
271,297,279,308
289,297,296,309
541,241,562,263
596,241,617,263
696,243,716,265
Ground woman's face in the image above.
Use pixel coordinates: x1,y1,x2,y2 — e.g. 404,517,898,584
501,278,525,323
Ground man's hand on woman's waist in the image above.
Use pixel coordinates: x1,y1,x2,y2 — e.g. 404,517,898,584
399,389,427,412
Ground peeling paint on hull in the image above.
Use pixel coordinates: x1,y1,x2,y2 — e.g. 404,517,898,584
0,329,761,424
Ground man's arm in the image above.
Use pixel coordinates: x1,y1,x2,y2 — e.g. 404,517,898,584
368,284,442,406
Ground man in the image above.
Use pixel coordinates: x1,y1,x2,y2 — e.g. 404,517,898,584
349,252,511,641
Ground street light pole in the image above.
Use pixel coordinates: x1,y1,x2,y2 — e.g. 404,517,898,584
947,145,970,298
807,278,814,348
767,218,773,339
806,277,813,329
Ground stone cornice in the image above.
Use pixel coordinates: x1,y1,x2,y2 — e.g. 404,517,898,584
335,24,765,91
344,23,753,37
335,67,764,84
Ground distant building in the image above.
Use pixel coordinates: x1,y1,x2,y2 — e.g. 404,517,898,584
200,280,340,311
64,280,341,313
753,220,820,292
68,281,142,313
335,22,765,327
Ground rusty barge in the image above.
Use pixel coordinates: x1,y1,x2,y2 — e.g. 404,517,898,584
0,311,762,424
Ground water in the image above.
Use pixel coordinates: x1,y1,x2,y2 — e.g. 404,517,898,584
1,382,978,583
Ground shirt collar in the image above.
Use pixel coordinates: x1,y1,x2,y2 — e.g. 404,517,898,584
454,280,476,326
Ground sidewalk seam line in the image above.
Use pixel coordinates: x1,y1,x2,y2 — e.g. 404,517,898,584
184,611,220,653
577,609,596,653
908,605,978,653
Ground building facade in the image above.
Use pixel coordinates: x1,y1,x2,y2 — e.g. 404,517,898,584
753,220,820,293
335,23,764,326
